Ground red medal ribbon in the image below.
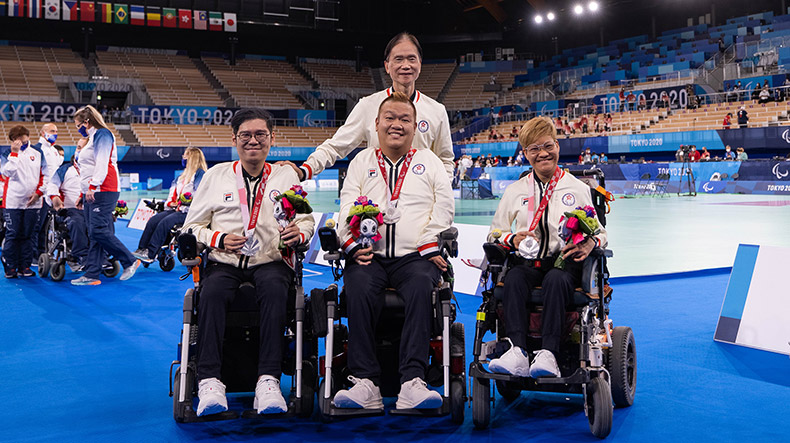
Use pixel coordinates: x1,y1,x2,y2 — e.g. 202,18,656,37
528,166,563,232
375,148,416,206
235,161,270,235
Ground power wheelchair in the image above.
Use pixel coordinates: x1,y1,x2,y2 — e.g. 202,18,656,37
311,223,467,423
469,169,636,439
169,230,319,422
139,199,181,272
37,208,121,281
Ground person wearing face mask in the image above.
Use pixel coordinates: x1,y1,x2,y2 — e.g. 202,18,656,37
132,147,207,264
31,123,63,260
47,142,89,270
70,105,140,286
1,125,48,278
280,32,455,181
486,117,608,379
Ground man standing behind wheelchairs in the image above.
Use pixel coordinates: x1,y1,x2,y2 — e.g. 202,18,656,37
181,108,315,417
332,92,454,410
487,117,608,379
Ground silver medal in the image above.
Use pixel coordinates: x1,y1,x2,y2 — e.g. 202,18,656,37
240,235,261,256
383,203,401,225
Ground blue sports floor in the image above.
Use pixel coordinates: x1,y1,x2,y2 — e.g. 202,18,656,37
2,191,789,442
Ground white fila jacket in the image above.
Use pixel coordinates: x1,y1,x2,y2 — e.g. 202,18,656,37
182,161,315,269
338,148,454,259
300,87,455,180
489,170,607,258
1,146,47,209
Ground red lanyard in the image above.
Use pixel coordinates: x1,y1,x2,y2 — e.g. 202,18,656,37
234,162,270,234
375,148,416,205
528,166,563,232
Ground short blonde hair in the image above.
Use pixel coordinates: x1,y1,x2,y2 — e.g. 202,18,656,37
378,91,416,120
518,116,557,148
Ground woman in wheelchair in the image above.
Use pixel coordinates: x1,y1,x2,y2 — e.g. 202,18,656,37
181,109,315,417
133,147,207,264
48,141,89,270
331,92,455,410
486,116,608,378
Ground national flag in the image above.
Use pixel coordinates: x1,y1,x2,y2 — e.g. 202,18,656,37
113,3,127,24
208,11,221,31
44,0,58,19
27,0,40,18
97,2,111,22
8,0,24,16
224,12,236,32
193,10,206,30
146,6,159,27
177,8,191,28
162,7,176,28
61,0,77,20
79,1,93,21
129,4,143,25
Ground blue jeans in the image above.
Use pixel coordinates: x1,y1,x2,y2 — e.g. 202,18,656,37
65,208,89,264
147,211,186,258
84,192,134,279
2,208,39,271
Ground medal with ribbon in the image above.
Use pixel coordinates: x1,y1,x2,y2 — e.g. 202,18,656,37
375,148,416,225
235,162,270,256
519,166,563,259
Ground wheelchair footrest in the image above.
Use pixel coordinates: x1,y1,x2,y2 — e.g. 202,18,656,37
534,367,592,385
388,398,450,416
323,405,385,418
179,409,240,423
240,409,293,419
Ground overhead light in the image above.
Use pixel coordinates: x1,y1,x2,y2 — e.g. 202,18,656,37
534,14,543,24
547,12,555,21
588,1,600,12
574,4,584,15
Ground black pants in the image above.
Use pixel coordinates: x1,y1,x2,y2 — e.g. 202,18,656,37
32,201,50,257
197,260,293,382
502,259,582,355
344,252,440,385
2,208,39,271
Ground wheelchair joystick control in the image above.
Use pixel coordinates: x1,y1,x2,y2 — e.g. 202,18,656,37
325,219,336,229
491,229,502,240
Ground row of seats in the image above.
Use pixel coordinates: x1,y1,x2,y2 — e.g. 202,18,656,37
443,71,525,110
0,120,127,147
203,57,310,109
643,99,790,133
0,46,86,101
129,123,345,148
414,63,456,99
300,60,375,91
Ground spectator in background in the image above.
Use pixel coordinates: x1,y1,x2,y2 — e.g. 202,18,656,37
555,117,563,135
735,81,743,101
600,152,608,163
700,147,711,161
736,147,748,160
511,125,519,139
737,106,749,128
626,91,636,111
591,152,599,164
753,83,762,101
723,112,732,129
619,87,626,111
638,95,647,111
590,102,598,115
661,92,671,109
675,147,685,162
688,146,701,162
724,145,736,160
580,115,589,133
582,148,592,164
605,114,613,132
726,85,736,103
759,87,771,104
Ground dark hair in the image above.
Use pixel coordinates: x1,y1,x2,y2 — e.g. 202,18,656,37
53,144,64,155
230,108,274,135
8,125,29,141
384,32,422,61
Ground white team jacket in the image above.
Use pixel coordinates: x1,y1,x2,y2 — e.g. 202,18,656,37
300,87,455,180
78,127,120,193
0,147,46,209
183,161,315,269
489,170,608,258
338,148,454,259
47,163,82,209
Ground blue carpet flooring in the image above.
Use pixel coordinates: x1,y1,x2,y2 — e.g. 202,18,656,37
1,221,789,442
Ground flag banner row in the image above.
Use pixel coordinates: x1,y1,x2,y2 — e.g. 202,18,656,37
2,1,237,32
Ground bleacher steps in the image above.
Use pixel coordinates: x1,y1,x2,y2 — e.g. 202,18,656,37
292,60,320,89
116,124,140,146
192,58,237,107
437,63,459,103
372,67,385,91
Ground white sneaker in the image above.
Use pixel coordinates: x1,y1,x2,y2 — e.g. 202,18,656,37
529,349,561,378
332,376,383,409
119,259,141,281
488,338,530,377
196,378,228,416
395,377,443,409
253,376,288,414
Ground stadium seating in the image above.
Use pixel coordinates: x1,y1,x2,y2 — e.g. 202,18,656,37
415,62,455,98
443,71,525,110
0,45,86,101
300,59,375,92
0,120,126,146
203,57,310,109
130,123,342,148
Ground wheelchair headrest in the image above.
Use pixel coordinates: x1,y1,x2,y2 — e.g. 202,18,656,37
318,226,339,252
483,242,509,266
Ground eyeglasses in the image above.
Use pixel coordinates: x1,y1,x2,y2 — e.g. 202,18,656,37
525,141,557,155
389,55,419,66
236,131,271,143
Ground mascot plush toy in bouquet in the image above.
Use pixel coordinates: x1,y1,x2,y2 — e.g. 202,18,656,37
113,200,128,220
179,192,193,207
555,205,600,269
346,196,383,248
273,185,313,250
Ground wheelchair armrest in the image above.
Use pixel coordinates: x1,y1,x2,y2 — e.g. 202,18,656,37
177,230,206,261
580,249,611,294
294,243,310,254
318,226,340,253
483,242,510,267
588,247,613,258
439,227,459,258
323,252,342,262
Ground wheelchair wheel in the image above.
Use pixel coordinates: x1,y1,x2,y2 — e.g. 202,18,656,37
103,260,122,278
607,326,636,407
585,376,613,439
450,379,465,424
495,380,521,402
173,366,196,423
317,379,334,423
50,260,66,282
449,322,466,424
297,360,316,418
38,253,51,277
472,376,490,429
159,254,175,272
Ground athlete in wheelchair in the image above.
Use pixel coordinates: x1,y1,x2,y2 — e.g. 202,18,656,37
312,92,466,422
170,108,317,422
134,147,207,272
469,117,636,438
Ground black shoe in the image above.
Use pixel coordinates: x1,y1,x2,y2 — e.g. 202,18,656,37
19,268,35,277
5,269,17,279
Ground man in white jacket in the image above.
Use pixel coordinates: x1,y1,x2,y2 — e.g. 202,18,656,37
331,92,454,410
182,109,315,417
487,117,608,379
32,123,63,258
1,125,47,278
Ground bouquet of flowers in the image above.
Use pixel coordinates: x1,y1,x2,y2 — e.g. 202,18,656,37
347,196,383,248
113,200,129,218
179,192,193,206
555,205,599,269
273,185,313,250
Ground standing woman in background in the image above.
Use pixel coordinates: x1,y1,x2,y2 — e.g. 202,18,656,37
133,147,207,263
70,105,140,286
